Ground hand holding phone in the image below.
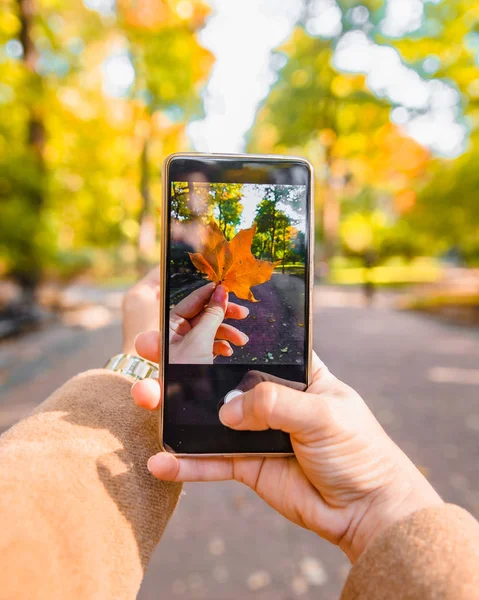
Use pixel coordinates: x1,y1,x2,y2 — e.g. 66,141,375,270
133,346,443,563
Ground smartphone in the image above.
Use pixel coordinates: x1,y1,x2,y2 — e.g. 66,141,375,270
159,153,314,456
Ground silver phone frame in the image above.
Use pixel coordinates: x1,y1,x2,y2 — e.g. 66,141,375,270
158,152,314,458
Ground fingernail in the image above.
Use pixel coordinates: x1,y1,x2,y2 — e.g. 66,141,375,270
242,334,249,344
219,395,244,426
147,454,160,473
213,284,227,303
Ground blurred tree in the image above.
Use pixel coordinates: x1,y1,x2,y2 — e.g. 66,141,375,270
391,0,479,262
247,27,394,259
0,0,119,292
0,0,213,299
119,0,213,266
247,0,479,265
0,0,47,301
171,181,191,220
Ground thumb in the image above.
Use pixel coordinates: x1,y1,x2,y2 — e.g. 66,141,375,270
190,284,228,339
219,380,328,435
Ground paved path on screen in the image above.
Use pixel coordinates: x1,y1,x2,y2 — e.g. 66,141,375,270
215,272,305,365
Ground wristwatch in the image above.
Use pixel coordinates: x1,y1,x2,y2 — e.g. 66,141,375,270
104,353,159,382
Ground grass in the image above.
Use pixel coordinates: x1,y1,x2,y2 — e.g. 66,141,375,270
95,275,138,288
405,294,479,311
329,263,443,286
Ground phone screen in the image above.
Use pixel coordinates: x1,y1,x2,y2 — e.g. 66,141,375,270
162,155,312,454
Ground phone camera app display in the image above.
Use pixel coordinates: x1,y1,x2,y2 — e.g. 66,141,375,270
162,159,311,453
168,181,307,367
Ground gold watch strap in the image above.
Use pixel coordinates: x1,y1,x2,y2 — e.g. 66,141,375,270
104,353,159,382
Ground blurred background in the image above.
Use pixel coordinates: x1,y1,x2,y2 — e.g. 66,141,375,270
1,0,478,598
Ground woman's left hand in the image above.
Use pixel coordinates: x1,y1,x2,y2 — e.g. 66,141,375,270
122,268,162,356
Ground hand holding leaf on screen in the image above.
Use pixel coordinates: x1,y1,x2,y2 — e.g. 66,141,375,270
168,283,250,364
189,221,276,302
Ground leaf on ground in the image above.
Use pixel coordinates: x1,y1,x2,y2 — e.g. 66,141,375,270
188,220,276,302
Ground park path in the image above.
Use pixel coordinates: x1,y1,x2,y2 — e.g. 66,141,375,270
1,287,479,598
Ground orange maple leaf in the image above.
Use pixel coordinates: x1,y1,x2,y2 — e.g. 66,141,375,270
188,221,276,302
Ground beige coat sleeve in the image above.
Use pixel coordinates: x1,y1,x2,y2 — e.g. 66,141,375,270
341,503,479,600
0,370,181,600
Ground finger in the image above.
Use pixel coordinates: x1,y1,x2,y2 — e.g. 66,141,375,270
225,303,249,320
188,298,246,329
213,340,233,357
236,370,306,393
171,283,215,320
215,323,249,346
311,351,336,385
135,330,160,363
312,350,325,372
131,378,161,410
189,285,228,339
141,267,161,286
147,453,234,481
219,381,324,435
311,351,335,384
147,453,264,482
127,268,160,300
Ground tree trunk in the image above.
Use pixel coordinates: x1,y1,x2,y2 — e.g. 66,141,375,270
218,201,225,235
322,187,340,260
270,210,277,261
322,144,340,262
172,183,180,220
137,136,155,273
321,93,342,263
16,0,46,302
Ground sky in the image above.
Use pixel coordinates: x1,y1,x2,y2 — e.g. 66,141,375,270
187,0,303,153
187,0,467,159
237,184,306,231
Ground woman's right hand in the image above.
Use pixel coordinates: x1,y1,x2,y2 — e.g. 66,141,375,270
169,283,249,364
134,345,443,562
